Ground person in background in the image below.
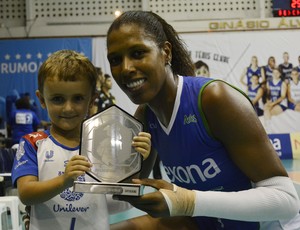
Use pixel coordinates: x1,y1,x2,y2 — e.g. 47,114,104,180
297,55,300,74
240,55,265,88
287,67,300,112
264,56,276,83
262,56,277,104
89,67,104,116
106,11,299,230
0,96,6,130
97,73,116,112
194,60,210,77
7,97,41,147
279,51,293,84
11,50,152,230
247,74,264,117
264,67,288,122
23,93,39,117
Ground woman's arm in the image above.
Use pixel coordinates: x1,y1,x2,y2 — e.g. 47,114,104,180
260,67,266,84
113,81,299,221
239,68,247,87
202,81,286,182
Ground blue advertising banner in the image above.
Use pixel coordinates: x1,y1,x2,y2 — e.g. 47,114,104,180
269,133,293,159
0,38,92,123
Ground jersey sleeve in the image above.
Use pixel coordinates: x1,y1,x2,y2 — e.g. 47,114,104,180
11,136,39,187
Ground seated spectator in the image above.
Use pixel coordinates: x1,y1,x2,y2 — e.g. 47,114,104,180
7,97,41,146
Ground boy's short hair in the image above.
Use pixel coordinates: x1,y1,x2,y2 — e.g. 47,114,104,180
194,60,209,71
38,50,97,95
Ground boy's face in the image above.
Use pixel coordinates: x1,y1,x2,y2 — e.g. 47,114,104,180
195,66,210,77
104,78,113,90
37,77,95,135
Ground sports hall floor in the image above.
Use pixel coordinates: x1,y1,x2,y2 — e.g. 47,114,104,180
109,159,300,225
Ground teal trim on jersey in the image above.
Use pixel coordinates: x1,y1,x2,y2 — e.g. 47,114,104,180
197,79,217,138
197,79,253,139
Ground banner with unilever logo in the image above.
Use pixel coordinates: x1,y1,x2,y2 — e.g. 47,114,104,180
0,38,92,123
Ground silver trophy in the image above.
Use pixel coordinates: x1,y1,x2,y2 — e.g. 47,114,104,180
73,105,144,196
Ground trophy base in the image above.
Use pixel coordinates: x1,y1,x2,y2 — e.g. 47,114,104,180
73,181,144,196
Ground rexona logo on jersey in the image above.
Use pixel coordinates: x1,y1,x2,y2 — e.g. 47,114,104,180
163,158,221,184
268,133,293,159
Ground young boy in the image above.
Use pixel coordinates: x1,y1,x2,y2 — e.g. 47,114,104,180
11,50,151,230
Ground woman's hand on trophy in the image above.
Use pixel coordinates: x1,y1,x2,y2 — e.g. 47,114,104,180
113,178,173,217
132,132,151,160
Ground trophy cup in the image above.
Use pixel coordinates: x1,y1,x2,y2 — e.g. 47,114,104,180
73,105,144,196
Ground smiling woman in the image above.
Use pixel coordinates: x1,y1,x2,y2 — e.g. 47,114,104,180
107,11,299,230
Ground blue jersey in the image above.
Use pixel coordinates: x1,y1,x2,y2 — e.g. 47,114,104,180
8,108,41,145
246,66,262,85
247,85,263,116
145,76,259,229
268,80,284,102
264,65,273,82
279,63,293,81
248,85,260,105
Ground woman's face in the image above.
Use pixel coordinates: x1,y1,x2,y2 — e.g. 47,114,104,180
283,53,289,63
251,56,258,65
291,70,299,81
268,57,275,68
107,24,169,105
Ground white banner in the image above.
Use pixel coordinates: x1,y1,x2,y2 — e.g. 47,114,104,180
182,30,300,134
